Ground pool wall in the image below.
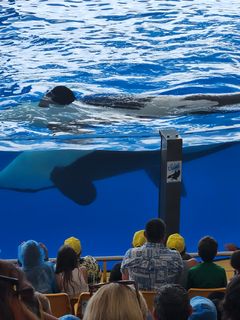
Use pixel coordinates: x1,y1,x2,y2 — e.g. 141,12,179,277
0,143,240,259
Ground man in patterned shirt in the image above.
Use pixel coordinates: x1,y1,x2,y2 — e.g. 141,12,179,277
121,218,183,291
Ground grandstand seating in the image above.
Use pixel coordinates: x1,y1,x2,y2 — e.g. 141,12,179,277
45,293,72,317
140,291,157,312
188,287,226,299
21,254,233,317
74,292,91,318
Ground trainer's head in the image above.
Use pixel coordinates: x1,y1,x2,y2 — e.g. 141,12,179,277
144,218,166,243
39,86,76,107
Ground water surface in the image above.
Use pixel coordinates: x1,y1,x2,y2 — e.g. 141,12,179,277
0,0,240,150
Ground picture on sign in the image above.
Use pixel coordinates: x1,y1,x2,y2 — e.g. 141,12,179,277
167,161,182,183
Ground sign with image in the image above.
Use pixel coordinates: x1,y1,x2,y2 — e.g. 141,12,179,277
167,161,182,183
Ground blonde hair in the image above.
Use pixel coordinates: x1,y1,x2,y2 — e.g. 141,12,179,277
83,283,148,320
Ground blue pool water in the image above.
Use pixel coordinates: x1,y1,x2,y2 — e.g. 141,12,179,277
0,0,240,258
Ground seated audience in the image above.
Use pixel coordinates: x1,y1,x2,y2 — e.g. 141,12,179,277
187,236,227,289
166,233,193,260
222,275,240,320
0,260,57,320
132,230,146,247
230,250,240,276
64,236,101,284
55,245,88,298
83,281,148,320
121,218,183,291
18,240,57,294
153,284,192,320
189,296,217,320
166,233,198,288
109,262,122,282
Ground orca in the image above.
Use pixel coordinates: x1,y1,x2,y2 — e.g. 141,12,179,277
39,86,240,117
50,143,235,205
0,142,235,206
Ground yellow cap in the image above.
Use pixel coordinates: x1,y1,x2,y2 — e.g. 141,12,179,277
132,230,146,247
166,233,185,253
64,236,81,255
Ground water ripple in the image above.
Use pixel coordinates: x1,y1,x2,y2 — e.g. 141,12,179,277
0,0,240,150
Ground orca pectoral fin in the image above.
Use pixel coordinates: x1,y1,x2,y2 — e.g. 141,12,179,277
50,167,96,206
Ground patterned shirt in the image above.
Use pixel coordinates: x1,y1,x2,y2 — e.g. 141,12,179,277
79,255,101,284
121,242,183,291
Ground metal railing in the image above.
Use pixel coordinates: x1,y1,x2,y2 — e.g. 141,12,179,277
94,251,233,282
4,251,233,283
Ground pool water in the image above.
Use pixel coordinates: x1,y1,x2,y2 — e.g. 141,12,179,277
0,0,240,258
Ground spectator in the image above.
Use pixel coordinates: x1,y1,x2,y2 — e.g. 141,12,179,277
153,284,192,320
83,281,148,320
132,230,146,247
189,296,217,320
121,218,183,291
64,237,81,257
166,233,193,260
18,240,57,294
64,236,101,284
166,233,198,288
0,260,58,320
230,250,240,276
55,245,88,298
109,263,122,282
187,236,227,289
222,275,240,320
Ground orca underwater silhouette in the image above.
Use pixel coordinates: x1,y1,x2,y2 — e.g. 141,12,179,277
50,143,235,205
0,142,235,206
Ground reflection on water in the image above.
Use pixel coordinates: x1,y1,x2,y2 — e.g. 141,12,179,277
0,0,240,150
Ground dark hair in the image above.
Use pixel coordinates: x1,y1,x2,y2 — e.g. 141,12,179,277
222,276,240,320
198,236,218,262
145,218,166,243
0,260,39,320
109,263,122,282
55,245,78,274
154,284,190,320
55,245,78,293
231,251,240,272
47,86,76,105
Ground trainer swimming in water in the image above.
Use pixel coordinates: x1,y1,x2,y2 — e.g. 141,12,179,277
38,85,240,117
